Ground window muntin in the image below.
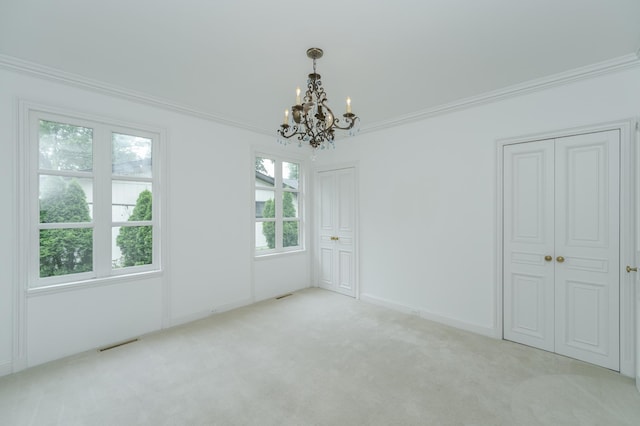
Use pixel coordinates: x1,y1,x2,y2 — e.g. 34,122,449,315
254,154,302,255
29,111,161,288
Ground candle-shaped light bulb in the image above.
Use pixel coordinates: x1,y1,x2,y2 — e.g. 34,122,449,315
296,87,301,105
346,97,352,114
283,109,289,125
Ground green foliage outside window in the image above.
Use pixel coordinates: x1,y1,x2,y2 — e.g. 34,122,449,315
39,179,93,277
261,192,298,249
116,190,153,267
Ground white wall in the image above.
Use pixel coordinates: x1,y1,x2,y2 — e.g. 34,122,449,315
315,67,640,336
2,61,637,375
0,66,311,372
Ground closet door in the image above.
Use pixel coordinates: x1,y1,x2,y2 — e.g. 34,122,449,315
316,167,356,297
503,130,620,370
503,140,555,351
554,131,620,370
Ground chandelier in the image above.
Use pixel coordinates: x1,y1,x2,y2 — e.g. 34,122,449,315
278,48,359,150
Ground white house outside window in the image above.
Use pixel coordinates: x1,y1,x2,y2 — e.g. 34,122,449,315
254,154,302,255
25,107,162,289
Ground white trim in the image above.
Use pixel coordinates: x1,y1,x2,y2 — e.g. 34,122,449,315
252,149,308,257
0,361,12,377
364,54,640,134
2,52,638,137
158,127,170,330
14,97,30,374
26,271,163,297
619,121,636,377
495,118,637,377
0,54,269,136
253,249,307,261
21,102,165,290
167,297,254,328
360,293,497,338
167,309,213,328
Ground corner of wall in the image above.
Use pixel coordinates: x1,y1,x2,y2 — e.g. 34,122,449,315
360,293,499,339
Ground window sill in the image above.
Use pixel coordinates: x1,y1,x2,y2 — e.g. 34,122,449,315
27,270,163,297
254,249,307,261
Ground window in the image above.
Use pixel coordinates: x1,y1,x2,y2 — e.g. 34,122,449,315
26,107,162,289
254,154,302,254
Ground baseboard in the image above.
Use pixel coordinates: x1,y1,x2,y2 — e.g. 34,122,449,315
254,285,312,304
360,293,499,338
0,361,13,377
168,297,254,328
212,297,254,314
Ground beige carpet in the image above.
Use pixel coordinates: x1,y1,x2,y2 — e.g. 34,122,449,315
1,288,639,425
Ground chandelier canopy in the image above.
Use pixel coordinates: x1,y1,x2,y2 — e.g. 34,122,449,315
278,48,359,151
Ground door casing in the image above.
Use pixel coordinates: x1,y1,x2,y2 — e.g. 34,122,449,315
496,119,637,377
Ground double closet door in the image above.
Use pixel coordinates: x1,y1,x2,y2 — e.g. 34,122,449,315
503,130,620,370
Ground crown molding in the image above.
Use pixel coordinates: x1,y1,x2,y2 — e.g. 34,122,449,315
0,53,271,136
361,52,640,134
1,52,639,137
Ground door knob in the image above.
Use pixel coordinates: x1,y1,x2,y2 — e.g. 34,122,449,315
330,236,339,241
627,266,638,273
556,256,565,263
544,255,553,262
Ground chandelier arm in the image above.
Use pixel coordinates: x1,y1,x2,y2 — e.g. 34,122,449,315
278,124,305,139
331,116,359,130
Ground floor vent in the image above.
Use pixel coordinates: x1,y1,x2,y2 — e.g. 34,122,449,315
98,338,139,352
276,293,293,300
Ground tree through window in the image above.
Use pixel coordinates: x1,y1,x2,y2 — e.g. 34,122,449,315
28,110,161,288
254,155,302,254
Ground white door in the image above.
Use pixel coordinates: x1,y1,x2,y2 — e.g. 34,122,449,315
316,167,356,297
503,139,556,352
553,132,619,369
504,130,620,370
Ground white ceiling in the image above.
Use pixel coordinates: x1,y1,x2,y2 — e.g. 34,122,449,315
1,0,639,134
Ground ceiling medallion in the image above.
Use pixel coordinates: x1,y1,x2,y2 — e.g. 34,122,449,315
278,48,359,153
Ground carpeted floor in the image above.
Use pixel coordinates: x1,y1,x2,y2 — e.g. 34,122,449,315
1,288,639,425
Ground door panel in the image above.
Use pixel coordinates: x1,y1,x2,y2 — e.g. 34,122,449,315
319,173,335,232
319,247,333,287
510,273,549,340
338,249,353,293
316,168,357,297
337,170,354,233
564,279,608,352
554,130,620,369
504,140,555,351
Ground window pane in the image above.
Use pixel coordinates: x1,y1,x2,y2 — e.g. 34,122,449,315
283,161,299,189
256,189,275,218
255,157,275,188
40,228,93,277
113,181,152,221
39,120,93,172
40,176,93,223
112,133,152,177
282,191,298,218
283,221,299,248
255,222,274,251
112,225,152,268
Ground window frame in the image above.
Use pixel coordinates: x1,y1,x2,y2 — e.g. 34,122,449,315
22,104,164,291
253,151,305,256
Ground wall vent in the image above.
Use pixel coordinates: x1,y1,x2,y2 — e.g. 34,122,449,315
276,293,293,300
98,338,139,352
